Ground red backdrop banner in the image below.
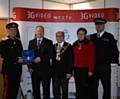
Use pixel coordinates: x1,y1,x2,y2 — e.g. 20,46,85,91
12,7,119,23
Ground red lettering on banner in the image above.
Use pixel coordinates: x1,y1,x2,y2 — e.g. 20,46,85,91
53,15,72,21
80,12,105,20
27,11,52,19
12,7,119,22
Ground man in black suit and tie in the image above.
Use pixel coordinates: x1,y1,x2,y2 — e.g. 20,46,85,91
52,31,73,99
28,25,53,99
89,18,119,99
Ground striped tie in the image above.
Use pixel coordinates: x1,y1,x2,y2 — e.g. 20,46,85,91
37,39,41,49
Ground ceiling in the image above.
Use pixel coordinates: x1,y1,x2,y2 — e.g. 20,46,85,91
44,0,95,5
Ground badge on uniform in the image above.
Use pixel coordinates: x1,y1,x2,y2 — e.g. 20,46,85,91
56,49,61,61
22,50,35,64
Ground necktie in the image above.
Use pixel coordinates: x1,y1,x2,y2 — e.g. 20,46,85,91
37,39,41,49
97,33,100,38
58,43,61,50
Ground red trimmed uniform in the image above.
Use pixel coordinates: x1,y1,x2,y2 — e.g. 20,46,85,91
0,38,23,99
73,39,95,99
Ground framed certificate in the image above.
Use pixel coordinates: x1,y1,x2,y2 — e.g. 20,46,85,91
22,50,35,63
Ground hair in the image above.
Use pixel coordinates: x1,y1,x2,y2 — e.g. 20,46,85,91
77,27,87,35
56,31,65,36
35,25,44,31
16,28,20,39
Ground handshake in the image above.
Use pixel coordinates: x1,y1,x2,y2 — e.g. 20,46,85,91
33,57,41,63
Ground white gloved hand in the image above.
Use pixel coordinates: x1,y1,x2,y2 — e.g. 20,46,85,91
29,68,33,75
66,74,72,79
88,72,93,77
34,57,41,63
18,57,23,63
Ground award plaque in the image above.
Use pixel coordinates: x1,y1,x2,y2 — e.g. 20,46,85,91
22,50,35,64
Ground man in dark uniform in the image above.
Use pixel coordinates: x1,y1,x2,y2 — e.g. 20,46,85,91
28,25,53,99
0,22,23,99
90,18,119,99
52,31,73,99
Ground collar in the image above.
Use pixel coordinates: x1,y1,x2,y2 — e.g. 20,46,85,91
58,41,64,48
97,31,105,37
37,37,43,43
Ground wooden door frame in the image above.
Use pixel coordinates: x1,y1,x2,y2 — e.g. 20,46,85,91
0,18,8,99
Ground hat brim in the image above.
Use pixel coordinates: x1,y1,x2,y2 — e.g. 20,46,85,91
95,22,106,25
9,28,17,30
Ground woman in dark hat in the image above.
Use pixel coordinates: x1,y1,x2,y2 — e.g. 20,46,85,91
0,22,23,99
6,22,21,39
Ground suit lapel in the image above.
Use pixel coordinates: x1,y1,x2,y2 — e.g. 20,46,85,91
61,42,66,51
33,39,38,49
101,32,106,38
61,42,69,53
39,38,46,52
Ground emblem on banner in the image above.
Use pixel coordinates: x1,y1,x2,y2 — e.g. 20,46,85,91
64,29,70,41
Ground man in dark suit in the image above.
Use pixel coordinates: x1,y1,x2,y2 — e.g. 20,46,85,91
89,18,119,99
52,31,73,99
28,25,53,99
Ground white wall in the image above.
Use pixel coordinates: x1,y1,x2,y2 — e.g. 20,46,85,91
72,0,105,9
0,0,9,18
72,0,120,16
0,0,69,18
10,0,69,9
43,1,70,9
72,0,120,9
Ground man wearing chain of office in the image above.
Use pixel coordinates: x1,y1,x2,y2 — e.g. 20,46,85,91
52,31,73,99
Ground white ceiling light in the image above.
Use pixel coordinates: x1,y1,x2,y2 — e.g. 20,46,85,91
45,0,95,4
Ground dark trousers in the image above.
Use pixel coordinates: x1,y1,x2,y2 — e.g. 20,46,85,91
31,71,50,99
74,67,88,99
89,66,111,99
3,72,21,99
53,77,69,99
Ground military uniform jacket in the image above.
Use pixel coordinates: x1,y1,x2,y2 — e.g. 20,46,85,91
0,38,23,74
28,37,53,78
90,32,119,69
52,42,74,78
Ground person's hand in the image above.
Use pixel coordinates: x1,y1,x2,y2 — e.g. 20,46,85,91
88,72,93,77
66,74,72,79
34,57,41,63
29,68,33,75
72,70,74,76
18,57,23,63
